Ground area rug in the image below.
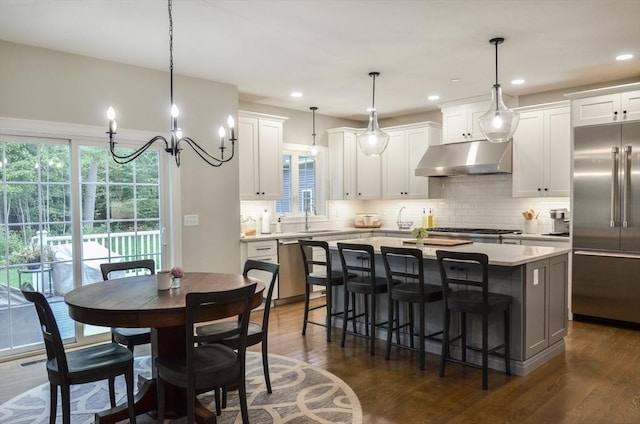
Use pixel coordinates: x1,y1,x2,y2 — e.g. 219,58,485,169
0,352,363,423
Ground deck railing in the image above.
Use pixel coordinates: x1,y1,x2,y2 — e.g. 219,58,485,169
46,230,162,259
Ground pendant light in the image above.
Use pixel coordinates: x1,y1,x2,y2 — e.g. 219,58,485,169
310,106,318,156
478,37,520,143
357,72,390,156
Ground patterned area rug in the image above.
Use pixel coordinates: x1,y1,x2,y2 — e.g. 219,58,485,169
0,352,362,423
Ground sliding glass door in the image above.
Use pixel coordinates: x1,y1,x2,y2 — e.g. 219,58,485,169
0,133,166,357
0,136,73,355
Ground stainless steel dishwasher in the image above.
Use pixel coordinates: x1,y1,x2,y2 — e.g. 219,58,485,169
277,240,308,302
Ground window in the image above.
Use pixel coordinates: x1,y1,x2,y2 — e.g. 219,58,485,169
276,149,318,215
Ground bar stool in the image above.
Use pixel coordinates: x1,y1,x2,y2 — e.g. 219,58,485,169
381,246,444,370
299,239,355,342
436,250,512,390
337,242,390,356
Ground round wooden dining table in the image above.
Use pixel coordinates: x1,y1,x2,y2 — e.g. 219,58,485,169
65,272,265,424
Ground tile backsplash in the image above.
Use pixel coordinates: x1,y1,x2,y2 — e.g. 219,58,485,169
241,174,570,235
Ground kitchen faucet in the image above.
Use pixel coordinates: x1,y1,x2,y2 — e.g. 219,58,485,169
396,206,406,229
303,192,311,231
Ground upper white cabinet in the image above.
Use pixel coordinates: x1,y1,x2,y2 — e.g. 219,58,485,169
512,102,570,197
440,100,489,144
355,145,382,199
382,122,441,199
566,84,640,127
328,128,358,200
328,128,381,200
239,112,287,200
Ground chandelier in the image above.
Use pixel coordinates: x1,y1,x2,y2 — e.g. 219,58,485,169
357,72,390,156
106,0,236,167
478,37,520,143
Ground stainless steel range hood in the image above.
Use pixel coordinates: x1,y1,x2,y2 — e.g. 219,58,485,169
414,140,512,177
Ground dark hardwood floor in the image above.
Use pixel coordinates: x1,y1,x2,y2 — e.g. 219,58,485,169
2,298,640,423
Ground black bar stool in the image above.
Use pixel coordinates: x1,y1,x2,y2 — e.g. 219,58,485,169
436,250,512,390
299,239,355,342
337,242,390,355
381,246,444,370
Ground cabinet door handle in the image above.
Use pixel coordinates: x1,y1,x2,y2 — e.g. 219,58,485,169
537,188,541,191
544,188,548,191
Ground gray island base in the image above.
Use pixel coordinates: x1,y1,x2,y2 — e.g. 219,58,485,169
325,237,570,376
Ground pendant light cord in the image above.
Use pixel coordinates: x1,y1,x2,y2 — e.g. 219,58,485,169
371,73,376,110
310,106,317,145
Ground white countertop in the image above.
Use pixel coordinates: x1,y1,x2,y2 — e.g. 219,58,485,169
327,237,570,267
240,228,570,245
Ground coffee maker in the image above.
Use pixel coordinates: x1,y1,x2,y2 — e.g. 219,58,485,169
550,208,570,234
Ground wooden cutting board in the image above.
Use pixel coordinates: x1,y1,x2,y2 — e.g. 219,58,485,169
403,238,474,247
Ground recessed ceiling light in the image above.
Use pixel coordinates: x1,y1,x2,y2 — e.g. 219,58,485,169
511,79,525,85
451,78,461,83
428,95,440,101
290,91,303,98
616,53,633,61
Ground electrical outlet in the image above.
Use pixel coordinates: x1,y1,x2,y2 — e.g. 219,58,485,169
183,214,199,226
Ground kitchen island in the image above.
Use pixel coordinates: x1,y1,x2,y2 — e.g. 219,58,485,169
326,237,571,376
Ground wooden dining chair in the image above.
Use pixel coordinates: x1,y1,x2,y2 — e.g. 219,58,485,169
156,283,257,424
20,284,137,424
99,259,155,353
196,260,279,400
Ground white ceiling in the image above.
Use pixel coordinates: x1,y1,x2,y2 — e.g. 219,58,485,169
1,0,639,120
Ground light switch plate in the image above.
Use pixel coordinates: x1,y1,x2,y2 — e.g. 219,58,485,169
183,214,199,226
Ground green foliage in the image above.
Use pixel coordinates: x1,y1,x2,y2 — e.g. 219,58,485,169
411,227,429,239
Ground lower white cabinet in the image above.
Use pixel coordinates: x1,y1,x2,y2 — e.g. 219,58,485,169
240,240,279,301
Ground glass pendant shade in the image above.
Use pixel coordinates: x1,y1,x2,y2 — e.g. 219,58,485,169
479,85,520,143
358,110,389,156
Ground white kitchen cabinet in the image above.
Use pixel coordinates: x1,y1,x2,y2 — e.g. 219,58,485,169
328,127,381,200
355,144,381,199
328,128,358,200
239,112,287,200
440,100,489,144
240,240,279,301
567,84,640,127
382,122,441,199
512,102,570,197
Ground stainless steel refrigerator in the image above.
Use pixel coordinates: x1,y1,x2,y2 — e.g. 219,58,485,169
572,122,640,324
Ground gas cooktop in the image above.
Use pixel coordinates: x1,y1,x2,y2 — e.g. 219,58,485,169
428,227,522,235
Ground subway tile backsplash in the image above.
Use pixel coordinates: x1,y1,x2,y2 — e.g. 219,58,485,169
241,174,570,235
328,174,570,234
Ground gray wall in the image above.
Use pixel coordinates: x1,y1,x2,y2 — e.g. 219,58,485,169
0,40,240,273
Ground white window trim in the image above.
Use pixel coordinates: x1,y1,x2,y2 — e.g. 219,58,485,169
279,143,328,222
